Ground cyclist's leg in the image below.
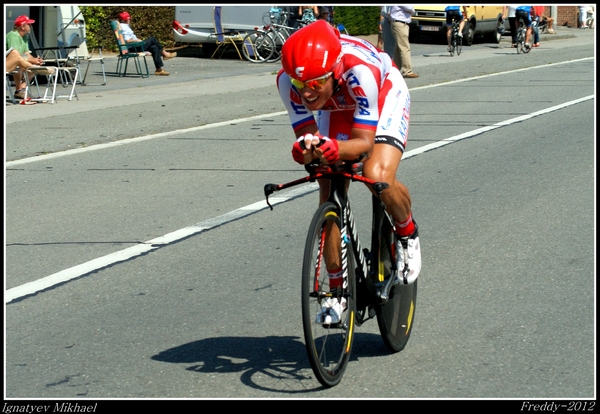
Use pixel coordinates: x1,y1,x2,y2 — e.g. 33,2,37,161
458,14,466,34
367,68,420,284
318,179,341,276
445,11,454,48
313,178,351,325
523,14,533,46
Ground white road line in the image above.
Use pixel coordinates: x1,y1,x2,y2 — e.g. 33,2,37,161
5,112,287,168
6,57,592,168
5,61,594,303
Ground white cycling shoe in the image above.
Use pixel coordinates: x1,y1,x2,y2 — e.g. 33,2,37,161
396,222,421,285
315,297,347,326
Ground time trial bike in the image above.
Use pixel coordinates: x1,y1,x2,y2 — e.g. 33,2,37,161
264,154,417,388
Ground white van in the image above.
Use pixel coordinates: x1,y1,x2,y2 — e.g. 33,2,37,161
172,6,272,56
5,5,86,51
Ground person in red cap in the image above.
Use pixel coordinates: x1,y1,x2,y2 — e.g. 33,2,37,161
6,15,44,99
118,11,176,76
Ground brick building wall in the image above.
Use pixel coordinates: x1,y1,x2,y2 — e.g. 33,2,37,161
556,5,587,28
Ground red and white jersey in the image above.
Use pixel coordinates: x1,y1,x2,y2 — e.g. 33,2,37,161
277,34,411,147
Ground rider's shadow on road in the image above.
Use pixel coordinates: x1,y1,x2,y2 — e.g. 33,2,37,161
151,333,389,393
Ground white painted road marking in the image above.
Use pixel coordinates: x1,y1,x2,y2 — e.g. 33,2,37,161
5,59,594,303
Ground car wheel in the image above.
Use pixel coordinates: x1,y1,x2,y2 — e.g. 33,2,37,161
463,21,474,46
491,19,503,43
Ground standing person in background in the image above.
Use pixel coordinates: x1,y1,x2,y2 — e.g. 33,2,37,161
118,11,176,76
299,6,319,23
378,6,396,57
578,5,589,29
531,5,544,47
318,6,335,24
317,7,334,26
280,6,300,28
389,5,419,78
502,5,519,47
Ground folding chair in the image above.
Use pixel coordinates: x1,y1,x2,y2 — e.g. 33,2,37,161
211,6,244,60
26,66,78,104
110,20,149,78
72,37,106,86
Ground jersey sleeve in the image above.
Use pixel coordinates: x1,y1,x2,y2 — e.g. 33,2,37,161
344,64,380,131
276,69,316,134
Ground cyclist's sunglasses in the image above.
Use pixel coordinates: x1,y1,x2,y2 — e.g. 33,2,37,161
290,72,332,91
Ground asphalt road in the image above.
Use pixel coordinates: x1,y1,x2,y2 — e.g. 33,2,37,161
4,26,595,405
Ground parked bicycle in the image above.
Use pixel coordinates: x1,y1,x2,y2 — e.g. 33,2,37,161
448,18,462,56
264,154,417,388
515,17,531,54
241,9,307,63
241,30,276,63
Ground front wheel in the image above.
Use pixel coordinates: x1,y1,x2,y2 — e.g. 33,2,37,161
375,218,417,352
302,202,356,388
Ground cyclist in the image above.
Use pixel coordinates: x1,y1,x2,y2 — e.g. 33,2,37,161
515,5,537,51
445,6,468,52
276,20,421,324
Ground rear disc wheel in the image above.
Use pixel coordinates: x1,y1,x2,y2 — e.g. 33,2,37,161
375,219,417,352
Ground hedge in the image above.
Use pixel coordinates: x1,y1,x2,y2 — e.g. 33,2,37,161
80,6,380,52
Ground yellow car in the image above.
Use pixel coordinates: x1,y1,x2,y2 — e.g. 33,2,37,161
410,5,505,45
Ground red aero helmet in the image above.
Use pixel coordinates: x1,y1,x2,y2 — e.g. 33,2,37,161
281,20,343,82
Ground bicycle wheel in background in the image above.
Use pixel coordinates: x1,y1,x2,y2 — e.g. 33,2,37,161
302,202,356,388
516,24,524,54
265,29,287,63
241,31,275,63
375,215,417,352
456,30,462,56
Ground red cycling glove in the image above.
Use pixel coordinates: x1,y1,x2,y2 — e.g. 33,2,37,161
292,137,308,164
291,134,340,165
317,137,340,164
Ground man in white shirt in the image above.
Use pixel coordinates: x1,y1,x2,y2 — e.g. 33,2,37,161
388,6,419,78
118,11,176,76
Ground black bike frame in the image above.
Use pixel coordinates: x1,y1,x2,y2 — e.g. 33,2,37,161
264,162,397,324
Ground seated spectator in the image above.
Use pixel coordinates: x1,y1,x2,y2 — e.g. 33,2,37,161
541,14,555,33
6,15,44,99
118,11,176,76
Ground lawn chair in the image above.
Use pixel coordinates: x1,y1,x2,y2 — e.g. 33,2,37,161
110,20,149,78
210,6,244,60
77,38,106,86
